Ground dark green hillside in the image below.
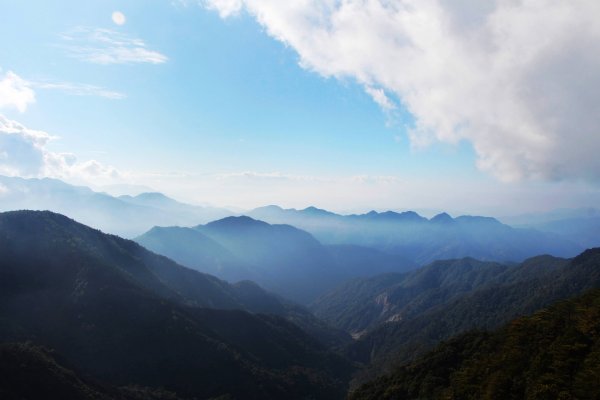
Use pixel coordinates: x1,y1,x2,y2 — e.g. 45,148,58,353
311,258,508,335
350,288,600,400
0,342,180,400
0,211,353,399
345,251,600,383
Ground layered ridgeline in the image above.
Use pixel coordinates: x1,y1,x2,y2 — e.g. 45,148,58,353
1,175,586,265
311,249,600,385
350,287,600,400
0,211,353,399
249,205,583,264
136,217,415,304
502,207,600,249
0,176,231,237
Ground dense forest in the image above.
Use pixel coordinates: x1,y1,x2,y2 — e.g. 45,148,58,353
350,288,600,399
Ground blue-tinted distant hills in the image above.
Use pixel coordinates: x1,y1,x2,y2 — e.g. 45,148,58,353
0,175,233,237
0,175,586,272
501,208,600,249
137,216,415,304
249,205,583,264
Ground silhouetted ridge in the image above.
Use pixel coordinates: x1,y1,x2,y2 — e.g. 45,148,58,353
0,210,354,399
205,215,269,230
247,203,579,264
302,206,336,216
430,212,453,224
572,247,600,265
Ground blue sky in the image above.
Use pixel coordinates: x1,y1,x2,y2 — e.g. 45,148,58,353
1,1,599,215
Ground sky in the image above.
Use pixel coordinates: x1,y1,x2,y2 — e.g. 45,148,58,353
0,0,599,216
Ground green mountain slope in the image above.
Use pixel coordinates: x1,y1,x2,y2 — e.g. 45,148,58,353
311,258,509,336
0,210,352,399
350,287,600,400
0,342,180,400
345,250,600,384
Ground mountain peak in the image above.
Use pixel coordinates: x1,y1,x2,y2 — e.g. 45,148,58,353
205,215,269,229
134,192,171,201
362,210,425,222
301,206,335,216
431,212,454,223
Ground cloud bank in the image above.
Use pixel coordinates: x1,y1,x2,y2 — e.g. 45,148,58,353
0,115,121,183
204,0,600,182
0,71,35,112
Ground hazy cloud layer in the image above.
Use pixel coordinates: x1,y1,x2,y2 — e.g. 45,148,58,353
205,0,600,182
0,115,121,183
61,27,168,65
0,71,35,112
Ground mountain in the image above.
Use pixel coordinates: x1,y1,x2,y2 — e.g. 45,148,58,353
0,342,181,400
500,208,600,249
342,249,600,384
310,258,510,337
249,205,582,265
0,210,353,399
135,225,246,281
533,216,600,248
350,287,600,400
136,217,415,304
0,176,232,237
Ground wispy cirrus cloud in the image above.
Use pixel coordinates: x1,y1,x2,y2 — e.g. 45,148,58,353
61,27,168,65
1,69,125,102
32,81,126,100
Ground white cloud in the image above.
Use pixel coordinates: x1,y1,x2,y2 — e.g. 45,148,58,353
364,86,396,111
0,115,122,183
203,0,243,17
0,71,35,112
205,0,600,182
61,27,168,65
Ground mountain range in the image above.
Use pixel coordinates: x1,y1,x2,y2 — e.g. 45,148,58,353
0,210,353,399
2,208,600,399
0,176,232,237
1,176,593,266
249,205,584,264
350,287,600,400
136,217,415,304
312,249,600,385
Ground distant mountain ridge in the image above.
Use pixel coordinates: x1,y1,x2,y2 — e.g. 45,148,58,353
136,216,415,303
249,205,582,264
0,175,232,237
135,216,414,303
0,176,585,263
